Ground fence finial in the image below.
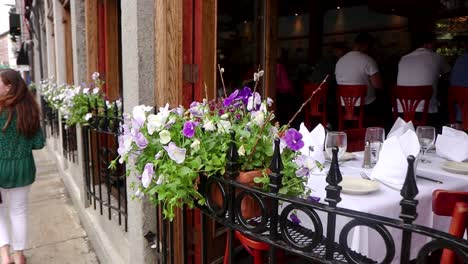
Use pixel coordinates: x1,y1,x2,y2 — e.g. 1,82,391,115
325,146,342,206
226,131,239,180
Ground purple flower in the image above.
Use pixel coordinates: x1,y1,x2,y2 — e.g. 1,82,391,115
183,121,197,138
141,163,154,188
307,196,320,203
289,213,301,225
223,90,239,107
283,128,304,151
134,132,148,149
238,87,252,105
189,102,203,117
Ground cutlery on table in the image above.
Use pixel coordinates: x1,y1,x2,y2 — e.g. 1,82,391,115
416,175,443,184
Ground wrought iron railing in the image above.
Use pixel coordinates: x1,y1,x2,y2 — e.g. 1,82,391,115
82,100,127,231
194,133,468,264
61,119,78,163
41,97,59,138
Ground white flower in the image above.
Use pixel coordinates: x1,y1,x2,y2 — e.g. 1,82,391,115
92,72,100,81
254,73,259,82
247,93,261,111
163,142,186,164
132,105,148,128
190,139,200,152
258,70,264,77
74,86,81,94
93,88,99,94
203,120,216,131
84,113,93,121
147,112,170,135
267,97,273,106
135,189,144,199
251,111,265,126
220,113,229,119
220,68,225,73
238,145,246,156
159,130,171,144
217,120,231,133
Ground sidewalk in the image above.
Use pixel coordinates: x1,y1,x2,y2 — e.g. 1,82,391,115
18,148,99,263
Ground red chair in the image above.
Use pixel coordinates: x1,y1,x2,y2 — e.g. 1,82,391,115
303,83,329,129
448,86,468,131
343,128,367,152
224,231,284,264
432,190,468,264
336,85,367,130
391,85,432,126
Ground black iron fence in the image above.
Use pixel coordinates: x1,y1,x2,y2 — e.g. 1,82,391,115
41,96,59,138
145,132,468,264
82,100,128,231
61,120,78,163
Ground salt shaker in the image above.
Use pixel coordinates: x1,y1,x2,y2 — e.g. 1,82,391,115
362,141,372,169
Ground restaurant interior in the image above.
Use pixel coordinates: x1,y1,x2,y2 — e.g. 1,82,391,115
217,0,468,133
214,1,468,262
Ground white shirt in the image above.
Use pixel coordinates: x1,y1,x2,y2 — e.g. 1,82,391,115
397,48,451,113
335,51,379,105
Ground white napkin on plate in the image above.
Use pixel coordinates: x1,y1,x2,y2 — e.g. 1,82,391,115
387,117,415,138
299,123,325,164
435,126,468,162
371,129,420,188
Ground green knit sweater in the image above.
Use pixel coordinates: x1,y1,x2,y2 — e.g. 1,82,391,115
0,112,44,188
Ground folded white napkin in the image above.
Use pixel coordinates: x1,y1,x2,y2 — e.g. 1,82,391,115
387,117,415,138
436,126,468,162
371,129,420,188
299,123,325,164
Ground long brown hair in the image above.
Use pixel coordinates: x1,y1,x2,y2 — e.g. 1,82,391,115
0,69,40,138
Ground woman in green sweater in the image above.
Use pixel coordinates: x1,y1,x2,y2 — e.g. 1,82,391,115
0,69,44,264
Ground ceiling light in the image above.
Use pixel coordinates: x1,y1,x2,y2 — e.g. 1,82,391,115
294,13,298,16
337,6,341,10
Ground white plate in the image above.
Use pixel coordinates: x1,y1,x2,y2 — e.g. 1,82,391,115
325,152,356,162
441,161,468,175
339,177,380,195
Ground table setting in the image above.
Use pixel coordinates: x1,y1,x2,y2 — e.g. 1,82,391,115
285,118,468,262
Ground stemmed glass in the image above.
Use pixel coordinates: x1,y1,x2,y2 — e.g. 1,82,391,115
416,126,436,163
325,131,347,161
365,127,385,167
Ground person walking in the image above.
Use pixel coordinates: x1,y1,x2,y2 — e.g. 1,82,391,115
0,69,44,264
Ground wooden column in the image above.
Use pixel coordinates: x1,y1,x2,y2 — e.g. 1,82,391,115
104,0,121,100
201,0,217,101
85,0,98,82
154,0,183,108
264,0,278,101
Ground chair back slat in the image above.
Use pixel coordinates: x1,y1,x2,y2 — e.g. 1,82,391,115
391,85,432,125
303,83,329,128
336,85,367,130
432,190,468,264
448,86,468,131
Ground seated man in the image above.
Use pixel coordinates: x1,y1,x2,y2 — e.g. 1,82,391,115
335,33,382,109
396,32,451,115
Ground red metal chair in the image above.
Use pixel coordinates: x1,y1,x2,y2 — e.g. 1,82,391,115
343,128,367,152
432,190,468,264
391,85,432,126
224,231,284,264
303,83,329,129
336,85,367,130
448,86,468,131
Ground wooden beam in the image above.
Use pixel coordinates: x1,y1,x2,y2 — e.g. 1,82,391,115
154,0,183,108
63,7,74,84
264,0,277,101
105,0,121,101
201,0,216,100
85,0,98,82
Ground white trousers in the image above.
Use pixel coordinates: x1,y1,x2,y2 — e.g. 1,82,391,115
0,185,30,251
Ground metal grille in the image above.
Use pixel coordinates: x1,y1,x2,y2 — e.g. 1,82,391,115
82,99,127,231
61,120,77,163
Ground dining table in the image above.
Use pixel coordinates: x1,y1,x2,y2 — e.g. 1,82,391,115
288,151,468,263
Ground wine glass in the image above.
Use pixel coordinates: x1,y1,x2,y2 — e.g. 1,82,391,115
416,126,436,163
365,127,385,167
325,131,347,161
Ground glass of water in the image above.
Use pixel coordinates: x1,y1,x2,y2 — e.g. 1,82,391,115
416,126,436,163
365,127,385,167
325,131,347,160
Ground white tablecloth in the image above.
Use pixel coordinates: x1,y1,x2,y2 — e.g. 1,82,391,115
289,152,468,263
